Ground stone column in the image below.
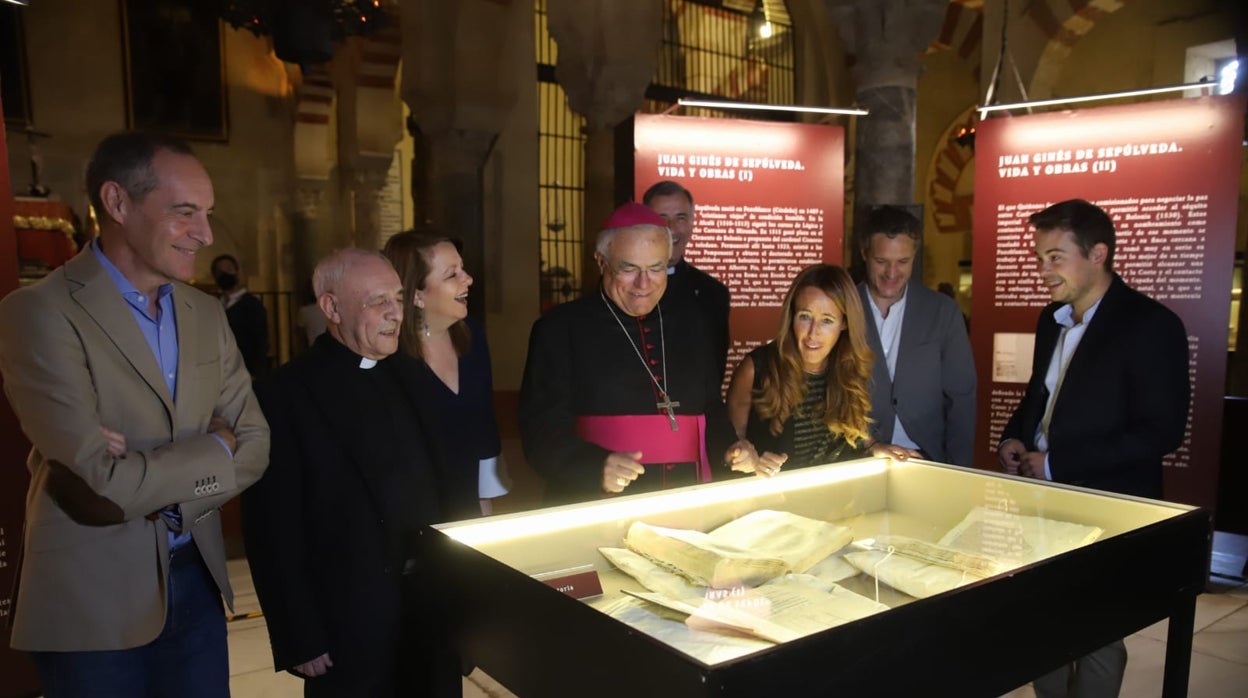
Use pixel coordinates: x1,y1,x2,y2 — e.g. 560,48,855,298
546,0,663,290
424,128,497,308
829,0,946,272
401,0,529,315
346,153,394,251
292,181,336,295
290,67,338,299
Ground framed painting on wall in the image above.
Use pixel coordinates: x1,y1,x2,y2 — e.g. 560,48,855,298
121,0,229,141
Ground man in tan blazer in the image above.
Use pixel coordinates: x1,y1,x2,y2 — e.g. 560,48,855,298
0,132,269,697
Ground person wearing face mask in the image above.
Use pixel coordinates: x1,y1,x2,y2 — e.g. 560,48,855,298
519,202,734,506
241,249,458,697
211,253,269,378
724,264,894,477
383,229,508,518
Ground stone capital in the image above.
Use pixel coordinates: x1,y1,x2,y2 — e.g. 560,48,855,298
349,152,395,194
400,0,529,136
295,181,327,220
427,128,498,175
828,0,947,91
547,0,663,130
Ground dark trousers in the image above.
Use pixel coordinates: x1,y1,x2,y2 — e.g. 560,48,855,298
399,570,464,698
30,542,229,698
1033,639,1128,698
302,571,462,698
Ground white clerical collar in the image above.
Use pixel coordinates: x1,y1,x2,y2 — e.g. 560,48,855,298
359,357,378,369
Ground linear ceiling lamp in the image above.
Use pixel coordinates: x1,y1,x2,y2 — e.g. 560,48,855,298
977,82,1218,118
676,98,868,116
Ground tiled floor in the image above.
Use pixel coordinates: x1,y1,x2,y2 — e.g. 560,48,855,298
224,556,507,698
226,538,1248,698
997,582,1248,698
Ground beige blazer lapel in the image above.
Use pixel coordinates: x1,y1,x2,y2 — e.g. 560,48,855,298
63,251,176,416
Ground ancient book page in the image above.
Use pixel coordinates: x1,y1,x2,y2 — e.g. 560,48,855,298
707,509,855,573
863,536,1007,577
938,505,1103,566
843,548,985,599
600,545,863,603
599,547,705,601
844,508,1105,599
623,510,853,587
625,522,789,587
588,595,773,665
624,579,886,645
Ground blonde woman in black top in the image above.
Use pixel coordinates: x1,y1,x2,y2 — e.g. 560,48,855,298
725,264,910,476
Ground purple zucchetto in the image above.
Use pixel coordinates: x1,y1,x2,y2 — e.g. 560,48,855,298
602,202,668,231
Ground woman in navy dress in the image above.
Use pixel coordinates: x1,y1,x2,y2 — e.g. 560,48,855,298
384,230,509,519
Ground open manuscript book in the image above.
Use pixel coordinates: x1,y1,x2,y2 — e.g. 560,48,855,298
594,507,1102,662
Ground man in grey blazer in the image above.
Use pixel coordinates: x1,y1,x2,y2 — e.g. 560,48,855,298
0,132,270,696
857,206,976,466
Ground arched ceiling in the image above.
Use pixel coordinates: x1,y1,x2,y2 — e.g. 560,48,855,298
929,0,1133,93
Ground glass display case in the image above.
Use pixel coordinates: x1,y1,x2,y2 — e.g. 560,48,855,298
424,458,1209,698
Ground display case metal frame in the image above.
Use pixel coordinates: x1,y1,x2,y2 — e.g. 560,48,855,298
424,459,1210,698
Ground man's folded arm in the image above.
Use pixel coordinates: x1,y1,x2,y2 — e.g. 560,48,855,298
180,306,271,524
0,297,248,524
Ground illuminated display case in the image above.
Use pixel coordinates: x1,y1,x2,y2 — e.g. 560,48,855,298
424,458,1209,698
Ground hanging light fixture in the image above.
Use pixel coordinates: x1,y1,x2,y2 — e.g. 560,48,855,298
748,0,771,43
676,98,868,116
977,82,1218,118
217,0,391,44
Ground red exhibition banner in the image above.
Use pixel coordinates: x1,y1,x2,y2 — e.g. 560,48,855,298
970,95,1246,508
633,113,845,380
0,94,39,696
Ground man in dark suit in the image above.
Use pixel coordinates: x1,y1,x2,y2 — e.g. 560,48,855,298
0,132,270,696
998,199,1190,697
242,248,458,697
857,206,976,465
643,181,731,380
211,253,269,378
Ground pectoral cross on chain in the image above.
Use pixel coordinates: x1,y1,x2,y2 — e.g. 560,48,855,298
657,394,680,431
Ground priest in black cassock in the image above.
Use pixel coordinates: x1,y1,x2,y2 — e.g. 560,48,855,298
241,249,460,698
520,202,734,506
